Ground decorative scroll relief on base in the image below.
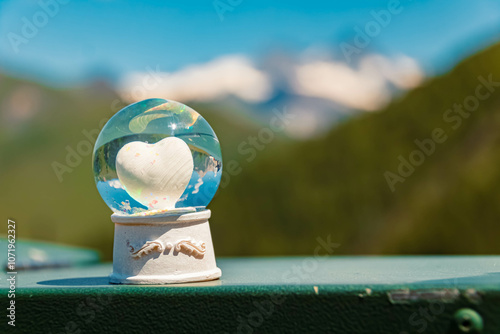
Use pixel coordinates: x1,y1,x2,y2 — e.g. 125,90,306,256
174,238,206,258
128,238,206,259
128,240,164,259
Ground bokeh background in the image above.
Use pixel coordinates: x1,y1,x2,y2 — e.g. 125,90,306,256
1,0,500,260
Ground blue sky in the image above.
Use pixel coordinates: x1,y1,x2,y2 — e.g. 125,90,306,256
0,0,499,85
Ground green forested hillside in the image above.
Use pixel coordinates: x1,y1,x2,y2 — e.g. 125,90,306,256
210,43,500,256
1,43,500,259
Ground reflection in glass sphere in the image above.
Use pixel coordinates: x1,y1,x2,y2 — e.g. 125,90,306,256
93,98,222,216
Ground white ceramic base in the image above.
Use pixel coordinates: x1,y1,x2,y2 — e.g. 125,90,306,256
110,209,221,285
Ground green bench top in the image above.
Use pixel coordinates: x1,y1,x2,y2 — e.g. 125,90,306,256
2,256,500,333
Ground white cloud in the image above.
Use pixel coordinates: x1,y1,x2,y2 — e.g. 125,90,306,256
107,179,124,189
118,52,424,113
119,55,272,103
291,54,424,111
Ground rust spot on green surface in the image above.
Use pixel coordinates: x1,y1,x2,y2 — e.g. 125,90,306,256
388,288,460,304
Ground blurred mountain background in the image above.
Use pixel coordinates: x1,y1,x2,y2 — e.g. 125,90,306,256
1,0,500,259
2,43,500,259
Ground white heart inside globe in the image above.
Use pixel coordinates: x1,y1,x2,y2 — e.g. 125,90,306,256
115,136,194,210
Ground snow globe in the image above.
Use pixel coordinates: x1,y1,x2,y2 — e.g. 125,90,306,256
93,98,222,284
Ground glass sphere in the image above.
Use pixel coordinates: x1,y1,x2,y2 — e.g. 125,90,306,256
93,98,222,216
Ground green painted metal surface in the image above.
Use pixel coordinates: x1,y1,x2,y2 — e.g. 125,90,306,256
1,256,500,333
0,238,100,270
